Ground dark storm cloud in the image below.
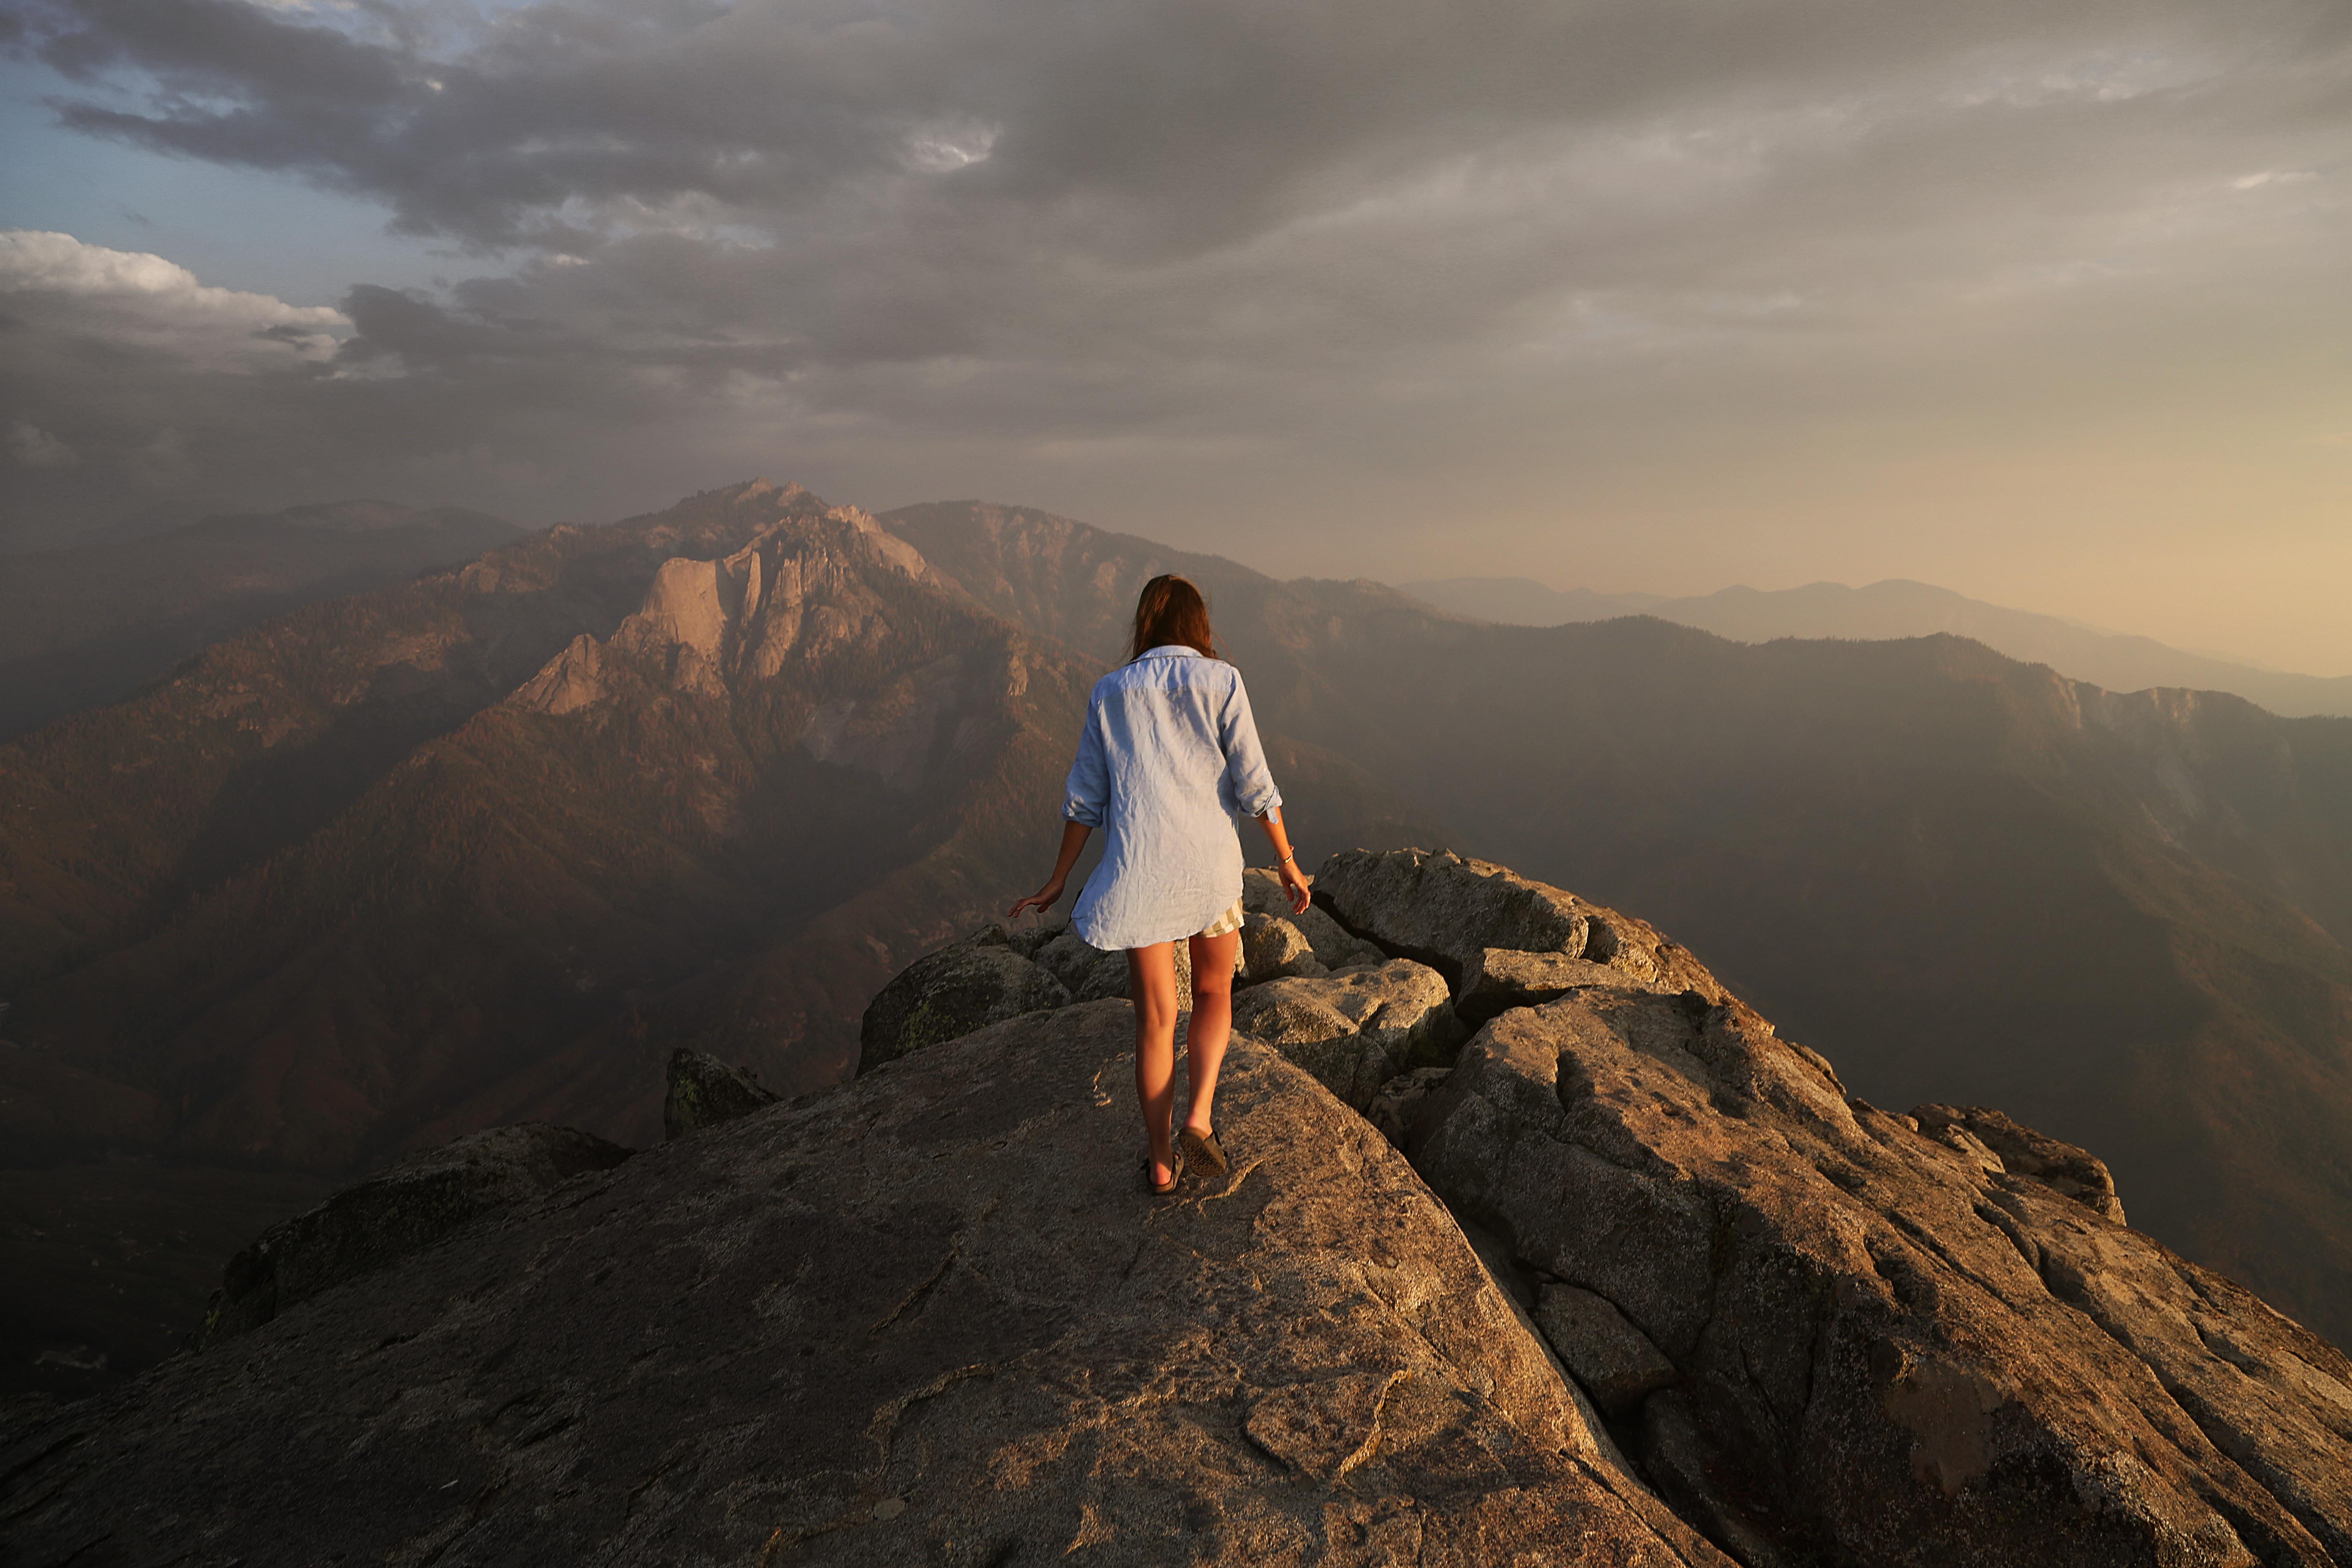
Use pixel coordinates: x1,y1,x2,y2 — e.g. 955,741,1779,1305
6,0,2350,668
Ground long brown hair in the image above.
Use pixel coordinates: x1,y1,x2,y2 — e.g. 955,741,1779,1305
1128,573,1219,662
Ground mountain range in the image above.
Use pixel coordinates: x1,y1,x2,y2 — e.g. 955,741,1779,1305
0,483,1420,1396
1400,574,2352,719
0,500,523,742
4,484,2348,1397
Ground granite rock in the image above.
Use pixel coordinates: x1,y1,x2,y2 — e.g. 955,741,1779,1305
1230,959,1460,1109
662,1047,780,1139
1534,1282,1680,1421
1237,911,1325,985
1367,1065,1453,1149
1915,1101,2127,1222
1460,947,1643,1026
858,926,1070,1071
193,1122,633,1348
1409,978,2352,1565
1314,847,1722,999
1242,866,1385,969
3,1003,1732,1568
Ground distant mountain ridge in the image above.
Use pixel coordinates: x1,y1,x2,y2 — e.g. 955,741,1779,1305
0,500,524,741
1399,574,2352,718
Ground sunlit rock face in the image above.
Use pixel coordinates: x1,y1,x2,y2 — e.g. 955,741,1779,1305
5,848,2347,1567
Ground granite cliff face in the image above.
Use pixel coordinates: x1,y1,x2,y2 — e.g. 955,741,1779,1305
9,850,2344,1567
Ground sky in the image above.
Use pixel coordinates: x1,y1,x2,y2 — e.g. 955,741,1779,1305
3,0,2349,673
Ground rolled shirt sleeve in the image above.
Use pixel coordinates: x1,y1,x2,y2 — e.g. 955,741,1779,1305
1216,669,1283,821
1063,701,1109,826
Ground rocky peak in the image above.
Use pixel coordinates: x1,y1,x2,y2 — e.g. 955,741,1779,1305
852,848,2352,1565
5,850,2346,1566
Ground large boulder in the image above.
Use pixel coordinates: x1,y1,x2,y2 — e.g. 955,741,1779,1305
1314,847,1724,1005
857,925,1070,1071
1230,959,1460,1109
193,1123,633,1348
1408,977,2352,1565
2,1003,1732,1568
1236,912,1323,985
662,1047,780,1139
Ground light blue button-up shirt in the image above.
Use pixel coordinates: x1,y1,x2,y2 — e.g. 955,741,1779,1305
1064,645,1284,951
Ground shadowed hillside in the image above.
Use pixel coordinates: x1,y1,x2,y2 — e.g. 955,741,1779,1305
889,501,2352,1349
0,501,524,741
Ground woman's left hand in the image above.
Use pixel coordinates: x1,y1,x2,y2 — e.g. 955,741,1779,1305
1277,861,1312,916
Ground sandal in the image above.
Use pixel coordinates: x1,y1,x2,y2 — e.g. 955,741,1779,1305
1144,1151,1182,1196
1179,1125,1228,1177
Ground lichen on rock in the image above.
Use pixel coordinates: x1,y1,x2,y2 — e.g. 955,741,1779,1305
857,924,1071,1072
663,1047,780,1140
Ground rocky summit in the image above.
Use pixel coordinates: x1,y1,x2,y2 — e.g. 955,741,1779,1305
5,850,2348,1566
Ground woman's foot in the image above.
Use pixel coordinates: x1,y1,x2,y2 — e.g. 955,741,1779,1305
1144,1150,1182,1196
1179,1123,1228,1176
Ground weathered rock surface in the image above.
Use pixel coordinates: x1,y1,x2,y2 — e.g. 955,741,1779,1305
1238,911,1325,984
858,925,1071,1072
1230,959,1460,1109
1242,866,1386,970
1534,1283,1680,1421
1916,1101,2127,1223
662,1046,780,1139
193,1123,633,1348
1410,977,2352,1565
1368,1065,1453,1148
1461,948,1637,1026
1316,847,1723,1001
2,1003,1732,1568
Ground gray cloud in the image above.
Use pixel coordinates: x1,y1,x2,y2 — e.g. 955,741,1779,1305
5,0,2350,668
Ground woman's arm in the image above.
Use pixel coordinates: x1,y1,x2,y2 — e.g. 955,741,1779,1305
1011,821,1093,919
1215,670,1309,913
1255,807,1311,915
1017,690,1108,919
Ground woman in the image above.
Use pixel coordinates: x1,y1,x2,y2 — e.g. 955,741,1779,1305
1010,574,1313,1195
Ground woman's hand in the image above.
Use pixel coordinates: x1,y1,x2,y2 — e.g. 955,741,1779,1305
1009,878,1066,920
1013,823,1093,921
1277,860,1312,916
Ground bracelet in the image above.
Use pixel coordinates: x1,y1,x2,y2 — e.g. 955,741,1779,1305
1279,852,1296,865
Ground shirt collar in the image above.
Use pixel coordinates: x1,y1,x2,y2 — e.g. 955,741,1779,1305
1141,644,1201,659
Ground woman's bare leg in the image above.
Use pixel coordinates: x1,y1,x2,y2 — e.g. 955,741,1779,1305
1183,929,1239,1136
1128,942,1181,1186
